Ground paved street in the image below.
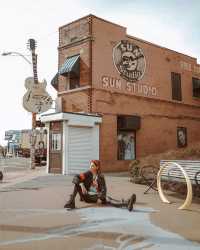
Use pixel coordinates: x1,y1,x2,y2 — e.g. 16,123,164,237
0,161,200,249
0,157,30,171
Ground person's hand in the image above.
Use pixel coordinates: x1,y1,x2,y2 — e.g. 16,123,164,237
81,185,87,194
92,180,98,188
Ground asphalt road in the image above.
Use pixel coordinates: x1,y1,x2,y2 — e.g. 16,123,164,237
0,157,30,172
0,160,200,249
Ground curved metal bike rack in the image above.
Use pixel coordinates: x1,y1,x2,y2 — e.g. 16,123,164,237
157,162,193,210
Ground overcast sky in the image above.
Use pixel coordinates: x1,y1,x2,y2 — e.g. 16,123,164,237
0,0,200,145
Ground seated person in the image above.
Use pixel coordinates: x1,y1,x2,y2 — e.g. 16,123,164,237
64,160,136,212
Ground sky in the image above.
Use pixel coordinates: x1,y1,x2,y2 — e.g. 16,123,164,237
0,0,200,145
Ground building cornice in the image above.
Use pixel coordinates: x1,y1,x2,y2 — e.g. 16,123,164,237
58,86,91,95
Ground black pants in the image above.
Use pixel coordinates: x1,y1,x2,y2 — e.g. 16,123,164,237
72,184,128,208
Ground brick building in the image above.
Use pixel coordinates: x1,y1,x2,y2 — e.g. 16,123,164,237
41,14,200,174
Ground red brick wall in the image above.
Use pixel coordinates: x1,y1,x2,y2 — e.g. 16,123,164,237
58,15,200,172
93,88,200,172
60,89,90,113
58,16,92,92
91,15,200,106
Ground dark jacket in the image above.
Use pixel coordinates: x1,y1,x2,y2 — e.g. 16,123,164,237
73,170,107,197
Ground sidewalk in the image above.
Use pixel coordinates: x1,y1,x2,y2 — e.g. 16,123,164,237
0,167,47,189
0,170,200,249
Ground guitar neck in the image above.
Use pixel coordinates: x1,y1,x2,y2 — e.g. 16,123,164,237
32,52,38,84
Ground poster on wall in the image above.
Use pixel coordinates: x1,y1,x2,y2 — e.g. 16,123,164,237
118,132,136,160
177,127,187,148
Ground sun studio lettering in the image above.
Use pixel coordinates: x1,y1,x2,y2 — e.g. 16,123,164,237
102,76,158,97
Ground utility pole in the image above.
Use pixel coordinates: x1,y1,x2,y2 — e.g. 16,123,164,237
25,38,52,169
27,38,38,170
2,39,52,170
30,113,36,169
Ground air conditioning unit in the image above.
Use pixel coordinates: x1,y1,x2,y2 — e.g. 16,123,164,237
117,115,141,130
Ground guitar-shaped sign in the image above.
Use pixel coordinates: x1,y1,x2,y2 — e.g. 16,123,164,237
23,39,53,114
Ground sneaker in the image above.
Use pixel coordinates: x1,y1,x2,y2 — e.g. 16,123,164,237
64,195,75,209
127,194,136,212
80,196,84,201
0,171,3,181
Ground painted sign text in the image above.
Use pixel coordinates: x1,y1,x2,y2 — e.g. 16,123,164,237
102,76,158,97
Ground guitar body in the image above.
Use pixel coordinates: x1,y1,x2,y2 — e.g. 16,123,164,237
22,40,53,114
23,77,53,113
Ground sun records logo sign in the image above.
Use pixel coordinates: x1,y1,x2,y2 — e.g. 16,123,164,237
113,40,146,82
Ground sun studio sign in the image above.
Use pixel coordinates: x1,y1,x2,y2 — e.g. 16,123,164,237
113,40,146,82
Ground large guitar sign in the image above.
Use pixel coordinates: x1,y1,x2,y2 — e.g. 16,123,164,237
23,39,53,114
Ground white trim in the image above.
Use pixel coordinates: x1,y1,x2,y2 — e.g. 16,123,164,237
45,123,50,174
58,85,91,95
41,113,64,123
62,121,68,175
41,112,102,126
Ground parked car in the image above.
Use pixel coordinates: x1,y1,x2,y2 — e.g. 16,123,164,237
21,148,30,158
6,152,13,158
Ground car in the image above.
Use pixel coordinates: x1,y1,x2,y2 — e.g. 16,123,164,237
6,153,13,158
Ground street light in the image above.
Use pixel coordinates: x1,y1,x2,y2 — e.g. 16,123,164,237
1,50,36,169
1,51,32,65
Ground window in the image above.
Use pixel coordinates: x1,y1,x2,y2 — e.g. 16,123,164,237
177,127,187,148
69,72,80,89
64,73,80,90
192,77,200,98
117,131,136,160
171,72,182,101
117,116,140,160
59,54,80,90
51,133,61,151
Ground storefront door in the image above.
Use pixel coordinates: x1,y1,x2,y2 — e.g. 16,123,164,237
67,126,93,174
49,122,62,174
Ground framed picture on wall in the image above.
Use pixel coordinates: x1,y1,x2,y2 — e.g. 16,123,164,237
117,131,136,160
177,127,187,148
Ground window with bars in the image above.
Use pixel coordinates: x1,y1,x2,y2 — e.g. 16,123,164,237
171,72,182,101
51,133,61,151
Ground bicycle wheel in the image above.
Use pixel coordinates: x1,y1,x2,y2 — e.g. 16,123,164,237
140,165,159,188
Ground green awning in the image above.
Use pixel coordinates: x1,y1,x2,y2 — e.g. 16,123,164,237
51,73,59,90
59,54,80,76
